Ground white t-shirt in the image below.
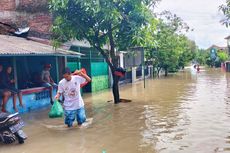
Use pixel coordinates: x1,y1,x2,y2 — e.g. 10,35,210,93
58,75,86,110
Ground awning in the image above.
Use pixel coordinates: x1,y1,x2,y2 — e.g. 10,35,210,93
0,35,84,57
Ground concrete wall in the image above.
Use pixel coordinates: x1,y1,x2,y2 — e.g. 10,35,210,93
3,89,56,113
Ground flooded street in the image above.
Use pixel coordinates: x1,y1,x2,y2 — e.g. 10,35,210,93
1,68,230,153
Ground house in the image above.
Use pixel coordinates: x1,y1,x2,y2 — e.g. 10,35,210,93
69,40,110,93
118,47,149,83
0,0,111,93
0,35,83,113
206,45,228,53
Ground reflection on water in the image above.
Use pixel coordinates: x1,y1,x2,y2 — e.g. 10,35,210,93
1,68,230,153
140,69,230,153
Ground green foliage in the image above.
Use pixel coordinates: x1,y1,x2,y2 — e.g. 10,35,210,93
195,49,228,67
116,9,197,76
132,18,158,48
220,0,230,27
217,51,228,62
49,0,159,70
49,0,196,77
146,19,195,74
49,0,155,48
49,0,160,102
195,49,209,65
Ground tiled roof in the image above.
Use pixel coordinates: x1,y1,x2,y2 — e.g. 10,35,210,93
206,45,227,51
0,35,84,57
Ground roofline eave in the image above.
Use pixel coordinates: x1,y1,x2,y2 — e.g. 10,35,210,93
0,54,82,58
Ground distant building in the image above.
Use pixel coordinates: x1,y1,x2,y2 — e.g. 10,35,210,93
206,45,228,53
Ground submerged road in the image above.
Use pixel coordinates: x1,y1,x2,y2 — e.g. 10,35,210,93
1,68,230,153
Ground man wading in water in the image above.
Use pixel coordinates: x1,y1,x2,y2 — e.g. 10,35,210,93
55,67,91,128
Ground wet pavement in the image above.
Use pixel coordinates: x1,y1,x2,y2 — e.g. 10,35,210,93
1,68,230,153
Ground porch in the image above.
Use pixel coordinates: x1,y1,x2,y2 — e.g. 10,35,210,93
0,35,83,113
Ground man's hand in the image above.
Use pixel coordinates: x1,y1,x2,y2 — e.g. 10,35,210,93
80,72,91,82
73,68,91,82
72,70,82,75
78,71,83,76
54,93,60,100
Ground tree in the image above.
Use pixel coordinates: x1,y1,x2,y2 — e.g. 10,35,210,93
195,49,209,65
152,18,193,76
178,38,196,69
137,11,195,76
49,0,159,103
217,51,228,62
153,21,177,76
220,1,230,27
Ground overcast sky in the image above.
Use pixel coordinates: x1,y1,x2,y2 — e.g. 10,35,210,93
155,0,230,49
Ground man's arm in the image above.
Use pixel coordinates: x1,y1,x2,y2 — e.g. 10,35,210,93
55,92,61,100
73,69,91,82
49,76,54,83
72,70,82,75
55,82,63,100
79,72,91,82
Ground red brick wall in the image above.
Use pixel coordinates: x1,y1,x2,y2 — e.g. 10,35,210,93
0,0,52,39
19,0,47,6
18,0,48,13
20,0,34,5
0,0,16,11
29,14,52,33
29,13,52,38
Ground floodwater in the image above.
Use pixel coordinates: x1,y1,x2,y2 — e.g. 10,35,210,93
1,68,230,153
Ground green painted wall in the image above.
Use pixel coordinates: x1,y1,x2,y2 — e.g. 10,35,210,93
91,62,108,76
67,62,81,72
91,75,109,92
90,62,109,92
67,57,81,72
68,45,110,93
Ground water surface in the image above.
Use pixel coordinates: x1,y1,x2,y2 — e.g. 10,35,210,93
1,68,230,153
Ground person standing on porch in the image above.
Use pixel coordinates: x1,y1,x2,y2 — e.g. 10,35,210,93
55,67,91,128
41,64,57,105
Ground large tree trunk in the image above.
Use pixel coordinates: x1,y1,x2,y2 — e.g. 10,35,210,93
94,44,121,104
112,74,120,104
107,24,121,104
164,67,168,76
94,24,121,104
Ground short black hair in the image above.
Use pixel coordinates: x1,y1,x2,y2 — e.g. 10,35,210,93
62,67,71,75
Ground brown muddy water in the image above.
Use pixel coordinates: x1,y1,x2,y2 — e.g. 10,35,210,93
1,68,230,153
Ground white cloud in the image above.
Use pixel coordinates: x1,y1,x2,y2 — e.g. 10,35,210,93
155,0,230,49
